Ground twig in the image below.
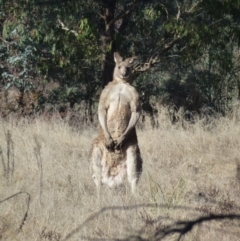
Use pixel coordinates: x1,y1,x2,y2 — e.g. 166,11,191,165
0,192,31,231
176,1,181,21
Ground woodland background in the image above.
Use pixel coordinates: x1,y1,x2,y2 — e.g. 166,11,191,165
1,0,240,123
1,1,240,241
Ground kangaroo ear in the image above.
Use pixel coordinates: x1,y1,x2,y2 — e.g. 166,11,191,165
114,52,123,64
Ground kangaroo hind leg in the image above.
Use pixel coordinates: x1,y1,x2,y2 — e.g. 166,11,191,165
126,145,142,193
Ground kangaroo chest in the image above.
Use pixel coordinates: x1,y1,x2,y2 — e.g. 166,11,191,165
107,84,132,137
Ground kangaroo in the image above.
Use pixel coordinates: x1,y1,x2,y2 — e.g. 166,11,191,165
89,52,142,194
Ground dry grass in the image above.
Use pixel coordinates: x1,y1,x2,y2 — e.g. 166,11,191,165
1,107,240,241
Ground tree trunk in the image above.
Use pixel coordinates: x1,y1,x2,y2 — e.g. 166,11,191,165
100,0,117,87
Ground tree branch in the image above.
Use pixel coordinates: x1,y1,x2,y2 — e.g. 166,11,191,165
0,37,12,45
57,19,78,37
176,1,181,21
107,0,138,28
132,36,181,73
187,0,202,13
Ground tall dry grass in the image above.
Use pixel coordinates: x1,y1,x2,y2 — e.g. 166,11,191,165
1,107,240,241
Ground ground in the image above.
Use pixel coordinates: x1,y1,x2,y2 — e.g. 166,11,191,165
0,107,240,241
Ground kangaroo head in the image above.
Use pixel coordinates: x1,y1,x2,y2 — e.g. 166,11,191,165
113,52,136,82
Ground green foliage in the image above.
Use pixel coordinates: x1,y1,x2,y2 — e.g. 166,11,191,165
0,0,240,120
1,42,37,91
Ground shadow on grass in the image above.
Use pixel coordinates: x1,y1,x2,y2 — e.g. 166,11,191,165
62,203,240,241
